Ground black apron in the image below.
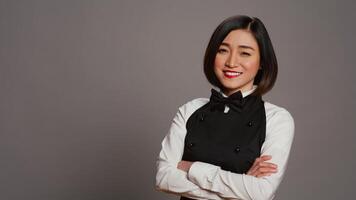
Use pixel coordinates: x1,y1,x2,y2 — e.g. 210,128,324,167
180,91,266,200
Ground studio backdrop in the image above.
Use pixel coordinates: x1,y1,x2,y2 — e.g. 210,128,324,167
0,0,355,199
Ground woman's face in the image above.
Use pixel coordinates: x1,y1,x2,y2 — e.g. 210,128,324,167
214,29,260,96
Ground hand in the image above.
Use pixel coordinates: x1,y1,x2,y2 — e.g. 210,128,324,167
246,155,278,178
177,160,194,172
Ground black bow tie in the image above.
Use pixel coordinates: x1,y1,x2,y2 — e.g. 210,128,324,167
209,88,245,112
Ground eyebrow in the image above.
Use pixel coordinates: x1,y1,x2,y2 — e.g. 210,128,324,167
220,42,255,51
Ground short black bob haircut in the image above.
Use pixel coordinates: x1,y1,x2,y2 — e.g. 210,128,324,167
204,15,278,96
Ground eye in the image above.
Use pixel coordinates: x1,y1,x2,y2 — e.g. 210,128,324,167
241,52,251,56
217,48,228,54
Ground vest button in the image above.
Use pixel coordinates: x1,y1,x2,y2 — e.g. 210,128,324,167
247,121,253,127
188,142,195,148
199,113,205,121
235,146,240,153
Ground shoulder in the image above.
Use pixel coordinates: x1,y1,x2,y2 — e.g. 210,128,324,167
263,101,295,139
264,101,294,123
177,97,210,122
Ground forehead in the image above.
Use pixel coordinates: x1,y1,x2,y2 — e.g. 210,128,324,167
222,29,258,48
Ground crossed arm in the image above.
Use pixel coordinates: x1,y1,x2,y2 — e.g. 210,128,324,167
155,103,295,200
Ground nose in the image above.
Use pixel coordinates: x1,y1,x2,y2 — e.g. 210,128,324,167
225,51,239,68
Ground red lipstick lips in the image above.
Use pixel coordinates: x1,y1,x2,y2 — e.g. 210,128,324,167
223,70,242,78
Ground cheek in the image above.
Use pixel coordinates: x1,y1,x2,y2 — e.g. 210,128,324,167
214,56,225,69
245,61,259,68
244,58,260,71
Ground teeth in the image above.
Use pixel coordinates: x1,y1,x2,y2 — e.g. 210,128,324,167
225,71,242,76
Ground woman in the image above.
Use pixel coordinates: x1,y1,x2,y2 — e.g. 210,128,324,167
155,15,295,200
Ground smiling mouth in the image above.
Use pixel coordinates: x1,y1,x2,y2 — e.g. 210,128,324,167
223,70,243,78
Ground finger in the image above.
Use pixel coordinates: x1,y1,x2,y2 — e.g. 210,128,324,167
256,167,278,173
247,158,260,175
249,162,277,176
249,156,273,173
248,168,259,177
251,163,279,177
247,162,260,175
248,158,267,175
248,155,275,175
251,169,275,178
256,172,273,178
257,162,278,169
260,155,272,161
247,165,260,176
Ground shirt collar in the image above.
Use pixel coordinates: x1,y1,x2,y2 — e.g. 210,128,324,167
217,85,258,98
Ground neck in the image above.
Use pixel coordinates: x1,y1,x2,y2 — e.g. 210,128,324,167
222,86,253,97
219,85,258,98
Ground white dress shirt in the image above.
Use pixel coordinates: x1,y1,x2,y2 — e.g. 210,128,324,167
155,85,295,200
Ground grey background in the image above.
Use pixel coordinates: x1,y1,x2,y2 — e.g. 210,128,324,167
1,0,355,199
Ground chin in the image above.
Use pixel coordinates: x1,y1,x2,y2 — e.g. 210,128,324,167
219,81,240,89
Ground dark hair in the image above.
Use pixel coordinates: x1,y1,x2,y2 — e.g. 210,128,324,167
203,15,278,96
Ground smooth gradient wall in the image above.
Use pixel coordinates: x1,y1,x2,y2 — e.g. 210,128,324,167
1,0,355,199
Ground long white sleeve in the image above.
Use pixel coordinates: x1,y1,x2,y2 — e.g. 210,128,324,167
186,106,295,200
155,99,225,200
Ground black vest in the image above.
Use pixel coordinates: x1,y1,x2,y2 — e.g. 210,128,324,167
180,92,266,200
